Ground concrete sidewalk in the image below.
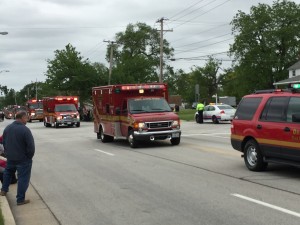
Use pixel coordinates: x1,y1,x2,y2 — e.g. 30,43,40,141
2,183,59,225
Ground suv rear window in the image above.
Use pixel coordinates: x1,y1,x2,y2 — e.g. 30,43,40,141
260,97,288,122
235,97,262,120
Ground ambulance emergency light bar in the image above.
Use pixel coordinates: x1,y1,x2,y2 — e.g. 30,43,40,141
120,84,166,91
54,97,78,101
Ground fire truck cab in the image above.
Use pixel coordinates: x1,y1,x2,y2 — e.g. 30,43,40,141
43,96,80,128
26,99,44,122
92,83,181,148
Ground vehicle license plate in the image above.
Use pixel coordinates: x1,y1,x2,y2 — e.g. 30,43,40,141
172,133,180,138
67,122,71,125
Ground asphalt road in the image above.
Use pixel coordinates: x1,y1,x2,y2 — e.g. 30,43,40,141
1,119,300,225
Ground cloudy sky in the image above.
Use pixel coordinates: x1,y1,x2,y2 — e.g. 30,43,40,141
0,0,295,92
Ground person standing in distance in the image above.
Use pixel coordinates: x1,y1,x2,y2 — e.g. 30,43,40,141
0,111,35,205
196,102,204,123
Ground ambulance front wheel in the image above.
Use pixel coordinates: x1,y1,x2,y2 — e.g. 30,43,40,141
171,138,180,145
128,130,138,148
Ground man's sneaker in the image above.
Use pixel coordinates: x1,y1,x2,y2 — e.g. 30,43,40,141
17,199,30,205
0,191,7,196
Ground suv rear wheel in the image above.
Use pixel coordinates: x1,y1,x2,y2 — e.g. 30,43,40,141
244,140,268,171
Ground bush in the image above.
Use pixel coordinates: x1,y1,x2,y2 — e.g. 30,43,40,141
177,109,195,121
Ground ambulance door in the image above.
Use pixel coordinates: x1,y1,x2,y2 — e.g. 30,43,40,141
120,100,129,138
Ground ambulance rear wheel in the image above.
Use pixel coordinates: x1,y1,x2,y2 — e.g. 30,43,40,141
128,130,138,148
244,139,268,171
100,126,113,142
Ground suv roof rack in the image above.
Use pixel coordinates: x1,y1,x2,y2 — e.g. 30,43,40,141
254,89,280,94
254,88,300,94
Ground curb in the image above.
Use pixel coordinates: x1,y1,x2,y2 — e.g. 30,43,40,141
0,196,16,225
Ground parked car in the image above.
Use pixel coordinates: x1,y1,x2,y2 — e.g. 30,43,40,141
195,103,236,124
231,86,300,171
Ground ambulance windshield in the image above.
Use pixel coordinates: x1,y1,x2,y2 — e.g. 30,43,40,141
55,104,77,112
29,102,43,109
128,98,172,114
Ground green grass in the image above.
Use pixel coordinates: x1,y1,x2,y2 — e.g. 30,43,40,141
177,109,196,121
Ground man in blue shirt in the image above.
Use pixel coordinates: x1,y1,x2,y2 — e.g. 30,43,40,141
0,111,35,205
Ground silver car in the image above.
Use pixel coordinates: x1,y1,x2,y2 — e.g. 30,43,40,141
195,104,236,124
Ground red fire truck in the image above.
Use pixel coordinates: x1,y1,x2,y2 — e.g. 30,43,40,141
92,83,181,148
43,96,80,128
26,99,44,122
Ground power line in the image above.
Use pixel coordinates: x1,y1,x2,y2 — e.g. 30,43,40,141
175,36,233,55
174,32,231,48
173,0,231,29
170,22,230,44
168,0,206,20
170,0,216,22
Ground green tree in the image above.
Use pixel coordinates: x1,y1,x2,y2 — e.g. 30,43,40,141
2,89,16,106
108,22,174,84
191,57,224,103
230,0,300,95
46,44,105,103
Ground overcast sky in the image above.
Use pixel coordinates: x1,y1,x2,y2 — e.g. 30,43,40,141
0,0,296,92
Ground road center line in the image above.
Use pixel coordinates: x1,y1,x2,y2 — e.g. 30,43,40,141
231,193,300,218
94,149,115,156
181,133,229,138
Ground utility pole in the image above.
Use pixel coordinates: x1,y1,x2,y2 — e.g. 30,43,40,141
156,17,172,83
104,40,116,85
35,78,38,100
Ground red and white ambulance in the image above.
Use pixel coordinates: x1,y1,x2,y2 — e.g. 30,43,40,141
92,83,181,148
43,96,80,128
26,99,44,122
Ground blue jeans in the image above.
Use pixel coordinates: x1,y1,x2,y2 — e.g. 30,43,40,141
1,159,32,203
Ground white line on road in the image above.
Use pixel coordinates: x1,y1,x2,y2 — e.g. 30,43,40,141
181,133,230,138
231,193,300,218
94,149,115,156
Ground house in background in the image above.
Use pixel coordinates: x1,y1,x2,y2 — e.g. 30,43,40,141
273,60,300,87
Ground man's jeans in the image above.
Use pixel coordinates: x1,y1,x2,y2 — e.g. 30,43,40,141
1,159,32,203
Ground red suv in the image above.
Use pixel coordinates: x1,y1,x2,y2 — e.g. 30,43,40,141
231,87,300,171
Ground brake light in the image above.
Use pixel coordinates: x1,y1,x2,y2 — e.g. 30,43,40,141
220,110,225,114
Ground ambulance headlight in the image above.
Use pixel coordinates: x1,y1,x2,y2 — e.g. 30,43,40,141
134,122,146,130
31,112,35,116
172,120,180,128
57,116,62,120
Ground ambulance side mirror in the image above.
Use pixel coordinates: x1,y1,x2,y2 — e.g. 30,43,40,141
292,114,300,122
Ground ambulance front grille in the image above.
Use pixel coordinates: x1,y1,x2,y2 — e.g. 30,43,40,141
146,121,172,129
36,109,43,115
